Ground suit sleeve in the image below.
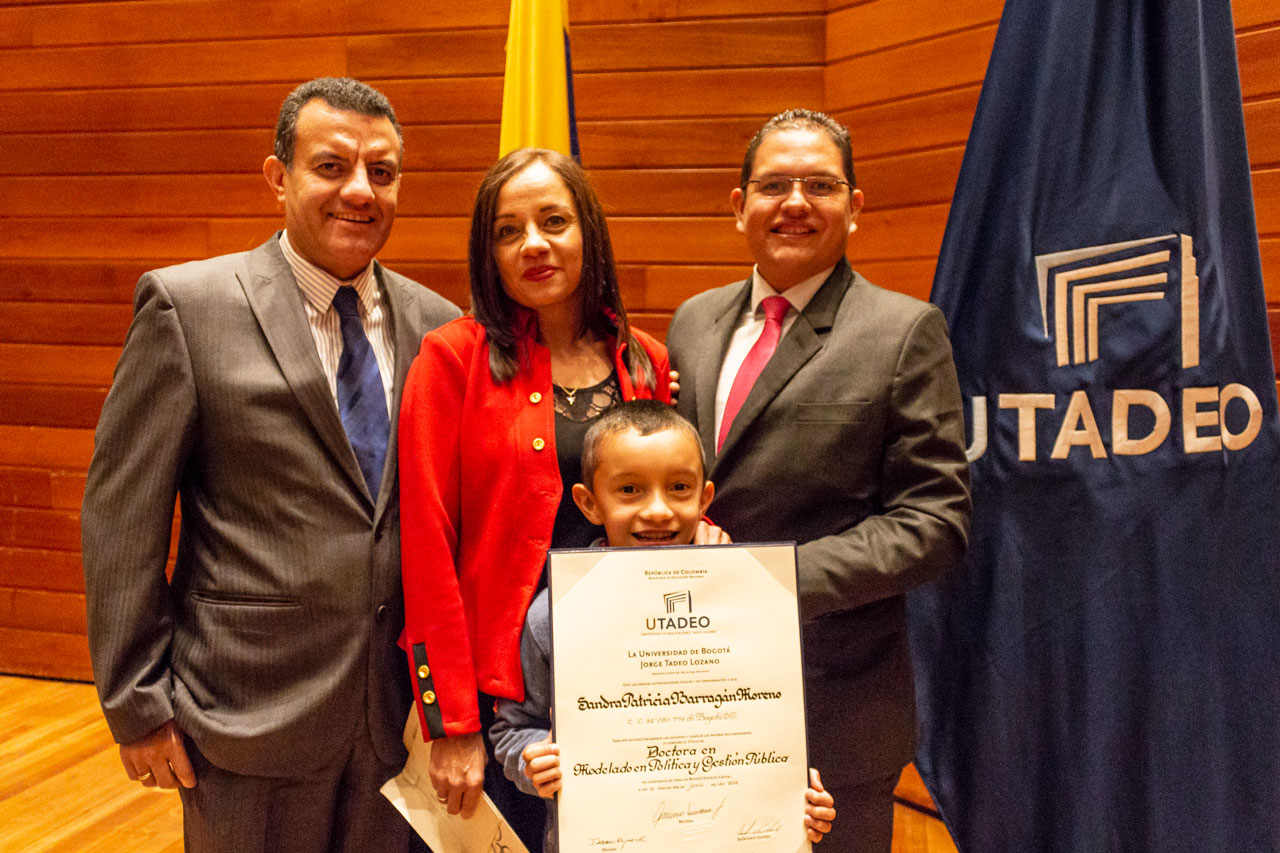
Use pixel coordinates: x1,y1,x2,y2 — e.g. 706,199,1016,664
796,306,971,617
398,330,482,739
81,271,198,746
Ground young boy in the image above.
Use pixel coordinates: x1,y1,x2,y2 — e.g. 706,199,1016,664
490,400,836,851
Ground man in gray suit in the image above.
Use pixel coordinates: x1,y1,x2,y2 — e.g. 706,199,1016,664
666,109,971,852
82,77,459,851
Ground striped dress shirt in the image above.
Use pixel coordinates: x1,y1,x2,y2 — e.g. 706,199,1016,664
279,231,396,417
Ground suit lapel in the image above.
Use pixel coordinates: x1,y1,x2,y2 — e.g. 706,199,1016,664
696,281,751,466
239,238,371,508
377,266,419,524
717,261,854,461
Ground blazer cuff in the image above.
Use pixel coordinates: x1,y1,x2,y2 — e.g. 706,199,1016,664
410,642,448,740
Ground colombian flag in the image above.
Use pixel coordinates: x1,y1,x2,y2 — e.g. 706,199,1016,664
498,0,580,158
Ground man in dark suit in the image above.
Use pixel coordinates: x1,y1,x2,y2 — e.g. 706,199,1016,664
666,109,971,852
81,77,459,851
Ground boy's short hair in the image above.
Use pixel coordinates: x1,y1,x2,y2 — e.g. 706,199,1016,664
581,401,705,488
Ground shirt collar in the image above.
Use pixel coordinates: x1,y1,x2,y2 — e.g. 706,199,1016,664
279,231,378,314
748,264,834,317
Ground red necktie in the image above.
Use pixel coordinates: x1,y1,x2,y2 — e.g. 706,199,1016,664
718,295,790,451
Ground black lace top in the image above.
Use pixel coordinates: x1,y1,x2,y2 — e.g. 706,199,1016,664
546,371,622,571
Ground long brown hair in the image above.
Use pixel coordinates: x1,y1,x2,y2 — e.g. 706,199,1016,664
468,148,655,388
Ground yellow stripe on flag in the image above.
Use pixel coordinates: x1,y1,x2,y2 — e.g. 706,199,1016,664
499,0,575,157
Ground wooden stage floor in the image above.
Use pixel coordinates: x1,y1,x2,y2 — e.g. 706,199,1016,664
1,674,957,852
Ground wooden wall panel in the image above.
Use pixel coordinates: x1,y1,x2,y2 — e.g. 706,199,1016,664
0,0,827,679
834,89,983,160
0,38,350,90
0,0,827,50
0,261,146,304
826,25,998,113
0,81,499,133
0,348,118,387
0,627,90,681
1235,0,1275,30
0,548,85,591
1256,169,1279,233
0,386,109,429
0,0,1273,725
1240,8,1280,367
0,1,507,48
1245,99,1280,165
354,17,823,76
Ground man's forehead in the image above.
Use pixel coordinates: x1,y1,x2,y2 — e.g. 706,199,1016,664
754,128,839,163
296,101,399,147
295,109,404,167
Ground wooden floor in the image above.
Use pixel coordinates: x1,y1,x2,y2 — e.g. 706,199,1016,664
0,675,184,852
0,674,957,852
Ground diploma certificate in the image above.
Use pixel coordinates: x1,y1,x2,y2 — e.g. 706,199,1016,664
549,544,809,852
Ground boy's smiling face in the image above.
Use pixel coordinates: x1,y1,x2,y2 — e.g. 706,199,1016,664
572,426,714,548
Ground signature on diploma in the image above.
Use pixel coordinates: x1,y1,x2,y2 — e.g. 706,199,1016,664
652,798,727,828
589,836,647,849
736,817,783,839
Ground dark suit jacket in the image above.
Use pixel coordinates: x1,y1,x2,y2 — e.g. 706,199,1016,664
82,236,459,777
666,260,970,786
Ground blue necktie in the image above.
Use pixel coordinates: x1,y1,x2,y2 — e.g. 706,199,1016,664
333,286,389,499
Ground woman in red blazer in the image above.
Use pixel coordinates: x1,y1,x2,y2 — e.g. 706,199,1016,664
397,148,671,840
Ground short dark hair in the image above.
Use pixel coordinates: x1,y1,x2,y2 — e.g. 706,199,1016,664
468,148,655,389
274,77,403,169
580,400,704,489
739,108,856,190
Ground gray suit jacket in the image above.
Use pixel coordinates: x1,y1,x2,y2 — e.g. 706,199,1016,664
82,236,459,777
666,260,970,786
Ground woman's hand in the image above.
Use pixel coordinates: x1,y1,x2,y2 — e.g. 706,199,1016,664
669,369,681,404
429,732,487,818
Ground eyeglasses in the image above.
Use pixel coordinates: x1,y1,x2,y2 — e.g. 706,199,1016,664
745,176,851,198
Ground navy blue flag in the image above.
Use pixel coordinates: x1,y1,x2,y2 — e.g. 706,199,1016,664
909,1,1280,850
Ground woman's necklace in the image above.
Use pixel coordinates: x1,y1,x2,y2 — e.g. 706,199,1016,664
552,333,608,408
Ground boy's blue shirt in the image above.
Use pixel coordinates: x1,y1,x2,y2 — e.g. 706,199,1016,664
491,587,557,852
491,539,711,852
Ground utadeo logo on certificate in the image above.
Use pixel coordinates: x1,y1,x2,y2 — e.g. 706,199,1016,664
645,590,712,631
548,543,810,852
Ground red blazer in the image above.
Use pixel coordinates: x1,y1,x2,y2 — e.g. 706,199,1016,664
398,313,671,738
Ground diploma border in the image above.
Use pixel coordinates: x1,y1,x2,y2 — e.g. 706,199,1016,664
545,541,810,852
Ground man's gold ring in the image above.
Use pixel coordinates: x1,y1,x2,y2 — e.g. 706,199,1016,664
138,771,154,782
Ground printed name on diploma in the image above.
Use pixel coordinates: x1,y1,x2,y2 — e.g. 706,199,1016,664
577,686,782,711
